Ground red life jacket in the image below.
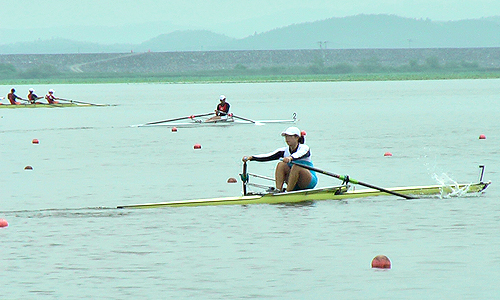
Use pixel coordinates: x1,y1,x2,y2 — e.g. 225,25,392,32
218,103,229,113
8,93,17,104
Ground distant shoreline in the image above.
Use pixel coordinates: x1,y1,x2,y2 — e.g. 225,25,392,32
1,48,500,84
2,72,500,86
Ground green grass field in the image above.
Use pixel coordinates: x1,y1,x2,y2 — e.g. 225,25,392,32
2,71,500,85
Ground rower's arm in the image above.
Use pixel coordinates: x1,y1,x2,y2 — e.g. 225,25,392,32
251,148,286,162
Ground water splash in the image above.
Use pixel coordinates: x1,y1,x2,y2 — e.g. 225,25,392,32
432,173,473,198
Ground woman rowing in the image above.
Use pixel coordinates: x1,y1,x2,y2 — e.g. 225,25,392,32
242,126,317,192
27,88,43,104
45,89,60,104
205,95,230,122
7,88,24,105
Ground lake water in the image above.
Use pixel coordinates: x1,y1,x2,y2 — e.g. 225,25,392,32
1,79,499,299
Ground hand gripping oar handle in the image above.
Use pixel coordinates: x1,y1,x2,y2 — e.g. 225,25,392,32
290,161,415,199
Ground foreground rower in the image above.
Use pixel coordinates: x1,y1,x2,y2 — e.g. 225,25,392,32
242,126,317,192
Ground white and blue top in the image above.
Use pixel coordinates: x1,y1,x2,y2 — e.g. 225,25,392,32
252,144,313,166
251,143,317,190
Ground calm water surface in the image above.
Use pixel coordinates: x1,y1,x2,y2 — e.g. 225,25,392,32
1,80,499,299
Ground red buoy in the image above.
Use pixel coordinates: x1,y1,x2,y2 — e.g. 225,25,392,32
479,134,486,139
371,255,391,269
32,139,39,144
227,177,237,183
171,127,178,132
384,152,393,157
24,166,33,170
301,130,307,136
194,144,202,149
0,219,8,228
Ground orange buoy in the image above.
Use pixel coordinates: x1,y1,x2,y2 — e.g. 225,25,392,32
0,218,8,228
171,127,178,132
32,139,39,144
24,165,33,170
371,255,391,269
479,134,486,139
194,143,202,149
384,152,393,157
227,177,237,183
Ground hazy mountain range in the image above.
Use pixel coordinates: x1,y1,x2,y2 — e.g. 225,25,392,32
1,14,500,54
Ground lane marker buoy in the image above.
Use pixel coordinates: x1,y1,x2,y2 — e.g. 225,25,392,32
0,219,8,228
32,139,39,144
372,255,391,269
479,134,486,139
172,127,178,132
24,166,33,170
227,177,237,183
194,144,202,149
384,152,393,157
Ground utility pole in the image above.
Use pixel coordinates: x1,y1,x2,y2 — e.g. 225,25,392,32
317,41,329,49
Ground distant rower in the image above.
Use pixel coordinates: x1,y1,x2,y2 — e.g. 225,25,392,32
7,88,23,105
205,95,231,122
27,88,43,104
45,89,60,104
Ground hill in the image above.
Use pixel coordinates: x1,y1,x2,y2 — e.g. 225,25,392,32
230,14,500,50
1,14,500,54
138,30,236,52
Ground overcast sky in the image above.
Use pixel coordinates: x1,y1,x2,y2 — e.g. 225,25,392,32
2,0,500,42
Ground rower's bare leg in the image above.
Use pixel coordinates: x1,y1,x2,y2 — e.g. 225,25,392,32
205,116,221,123
286,165,313,192
275,161,290,191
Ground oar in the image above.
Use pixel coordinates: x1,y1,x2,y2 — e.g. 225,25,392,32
140,112,215,126
290,161,415,199
232,114,263,125
58,98,106,106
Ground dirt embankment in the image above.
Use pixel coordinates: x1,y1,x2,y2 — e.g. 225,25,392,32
1,48,499,73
